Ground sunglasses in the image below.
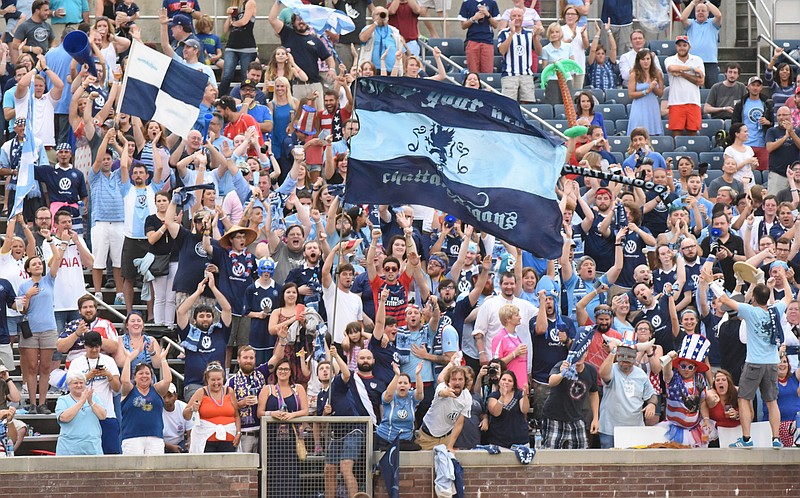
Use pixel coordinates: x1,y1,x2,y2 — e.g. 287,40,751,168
383,266,399,272
206,363,224,372
678,363,696,371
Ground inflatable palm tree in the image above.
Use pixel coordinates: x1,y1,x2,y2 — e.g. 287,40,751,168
540,60,588,138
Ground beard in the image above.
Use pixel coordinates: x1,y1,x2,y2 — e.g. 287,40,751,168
196,321,211,332
596,322,611,333
357,362,373,373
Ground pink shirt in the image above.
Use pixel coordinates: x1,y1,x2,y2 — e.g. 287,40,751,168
492,328,528,387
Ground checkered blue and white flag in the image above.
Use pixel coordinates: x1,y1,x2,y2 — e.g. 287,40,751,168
10,84,36,218
118,39,209,139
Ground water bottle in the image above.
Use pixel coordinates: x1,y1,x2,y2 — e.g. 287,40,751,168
533,429,543,450
2,421,13,457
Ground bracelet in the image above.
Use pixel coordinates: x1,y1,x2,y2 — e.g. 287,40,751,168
793,189,800,193
46,238,53,243
615,243,622,246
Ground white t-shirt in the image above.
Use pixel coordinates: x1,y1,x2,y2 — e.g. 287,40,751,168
561,24,586,72
422,382,472,437
664,54,704,106
322,280,363,343
723,145,755,183
0,252,29,317
51,236,90,311
163,400,194,444
14,91,57,146
67,353,121,418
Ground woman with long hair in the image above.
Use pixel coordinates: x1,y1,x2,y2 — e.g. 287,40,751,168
706,369,740,442
257,356,309,497
634,321,663,425
132,119,170,182
653,243,685,295
265,46,308,93
146,192,179,328
575,90,605,134
768,352,800,447
724,122,759,183
185,361,241,452
462,71,482,90
18,244,64,414
268,283,309,385
220,0,258,96
118,311,163,374
627,49,663,136
765,50,795,117
93,16,130,82
485,370,530,448
268,76,299,169
610,293,633,337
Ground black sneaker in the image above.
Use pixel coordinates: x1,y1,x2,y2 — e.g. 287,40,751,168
37,404,52,415
104,278,116,289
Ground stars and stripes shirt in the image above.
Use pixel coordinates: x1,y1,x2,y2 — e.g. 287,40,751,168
496,28,535,77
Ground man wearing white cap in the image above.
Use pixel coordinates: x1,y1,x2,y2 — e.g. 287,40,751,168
162,382,193,453
664,35,704,138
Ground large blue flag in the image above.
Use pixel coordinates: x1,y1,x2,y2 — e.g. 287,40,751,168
10,85,37,218
347,77,567,259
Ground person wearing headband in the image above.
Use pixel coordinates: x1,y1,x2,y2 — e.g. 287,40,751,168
243,258,280,366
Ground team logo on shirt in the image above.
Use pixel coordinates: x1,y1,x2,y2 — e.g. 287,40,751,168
652,315,662,328
370,382,377,389
514,45,525,56
569,379,587,400
201,335,212,349
747,106,763,125
59,178,72,191
260,297,273,312
33,27,49,42
194,242,207,258
624,240,637,254
232,261,245,277
136,194,147,207
446,411,459,422
397,408,409,420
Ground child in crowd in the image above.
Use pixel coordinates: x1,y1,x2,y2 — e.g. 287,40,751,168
195,15,223,72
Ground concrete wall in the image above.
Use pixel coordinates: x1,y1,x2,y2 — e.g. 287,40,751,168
372,448,800,497
0,453,260,498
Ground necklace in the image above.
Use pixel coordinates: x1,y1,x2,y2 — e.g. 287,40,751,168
208,388,225,407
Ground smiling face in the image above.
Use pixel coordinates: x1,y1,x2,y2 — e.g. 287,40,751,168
464,73,480,89
126,313,145,335
206,370,225,390
134,365,153,388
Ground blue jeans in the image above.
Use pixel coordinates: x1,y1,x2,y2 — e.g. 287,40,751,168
599,433,615,449
220,50,258,97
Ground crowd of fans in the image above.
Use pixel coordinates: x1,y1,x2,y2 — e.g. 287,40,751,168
0,0,798,493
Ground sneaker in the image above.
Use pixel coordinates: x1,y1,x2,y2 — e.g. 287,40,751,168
94,292,103,301
103,278,115,289
772,438,783,449
37,404,51,415
729,437,754,448
114,293,125,306
20,384,28,396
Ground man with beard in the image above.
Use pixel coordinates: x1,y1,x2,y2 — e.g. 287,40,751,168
597,337,657,448
631,282,675,355
367,228,419,327
576,186,616,272
120,158,164,313
531,288,577,425
580,306,622,373
58,295,120,367
699,211,745,291
268,225,308,285
674,173,713,233
177,274,232,400
319,89,353,142
215,95,263,149
326,346,384,498
285,240,324,313
269,1,335,109
228,345,272,453
417,359,472,451
322,242,363,348
474,272,537,370
204,225,258,370
434,254,491,372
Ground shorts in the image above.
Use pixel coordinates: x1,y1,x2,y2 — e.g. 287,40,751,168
668,103,702,132
227,315,252,347
325,429,364,464
121,237,151,280
541,418,588,449
418,0,450,11
738,362,779,401
121,436,165,455
306,163,322,173
91,221,125,269
7,315,21,337
18,329,57,349
0,343,13,370
501,75,536,102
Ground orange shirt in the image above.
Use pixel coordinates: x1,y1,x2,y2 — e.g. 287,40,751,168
199,388,236,442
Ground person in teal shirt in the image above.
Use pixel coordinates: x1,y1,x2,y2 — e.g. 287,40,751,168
55,372,107,455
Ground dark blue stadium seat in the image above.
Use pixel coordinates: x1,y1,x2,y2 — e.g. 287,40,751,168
772,39,799,51
428,38,465,57
705,170,723,186
663,151,698,166
547,120,571,132
612,152,625,165
596,103,627,122
522,104,554,120
534,88,546,102
450,55,467,71
582,88,605,104
450,73,466,84
650,40,677,57
674,135,712,152
479,73,503,89
605,88,631,105
698,119,726,138
648,136,675,154
604,120,616,136
553,104,566,119
493,56,503,73
700,88,711,104
616,119,629,135
608,136,631,153
699,152,725,170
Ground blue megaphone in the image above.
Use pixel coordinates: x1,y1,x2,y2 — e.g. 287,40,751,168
63,30,98,77
709,227,722,244
200,113,213,142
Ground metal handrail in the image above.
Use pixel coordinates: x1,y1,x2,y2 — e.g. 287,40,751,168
161,335,186,355
417,39,567,141
757,34,800,73
747,1,771,46
85,291,126,321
